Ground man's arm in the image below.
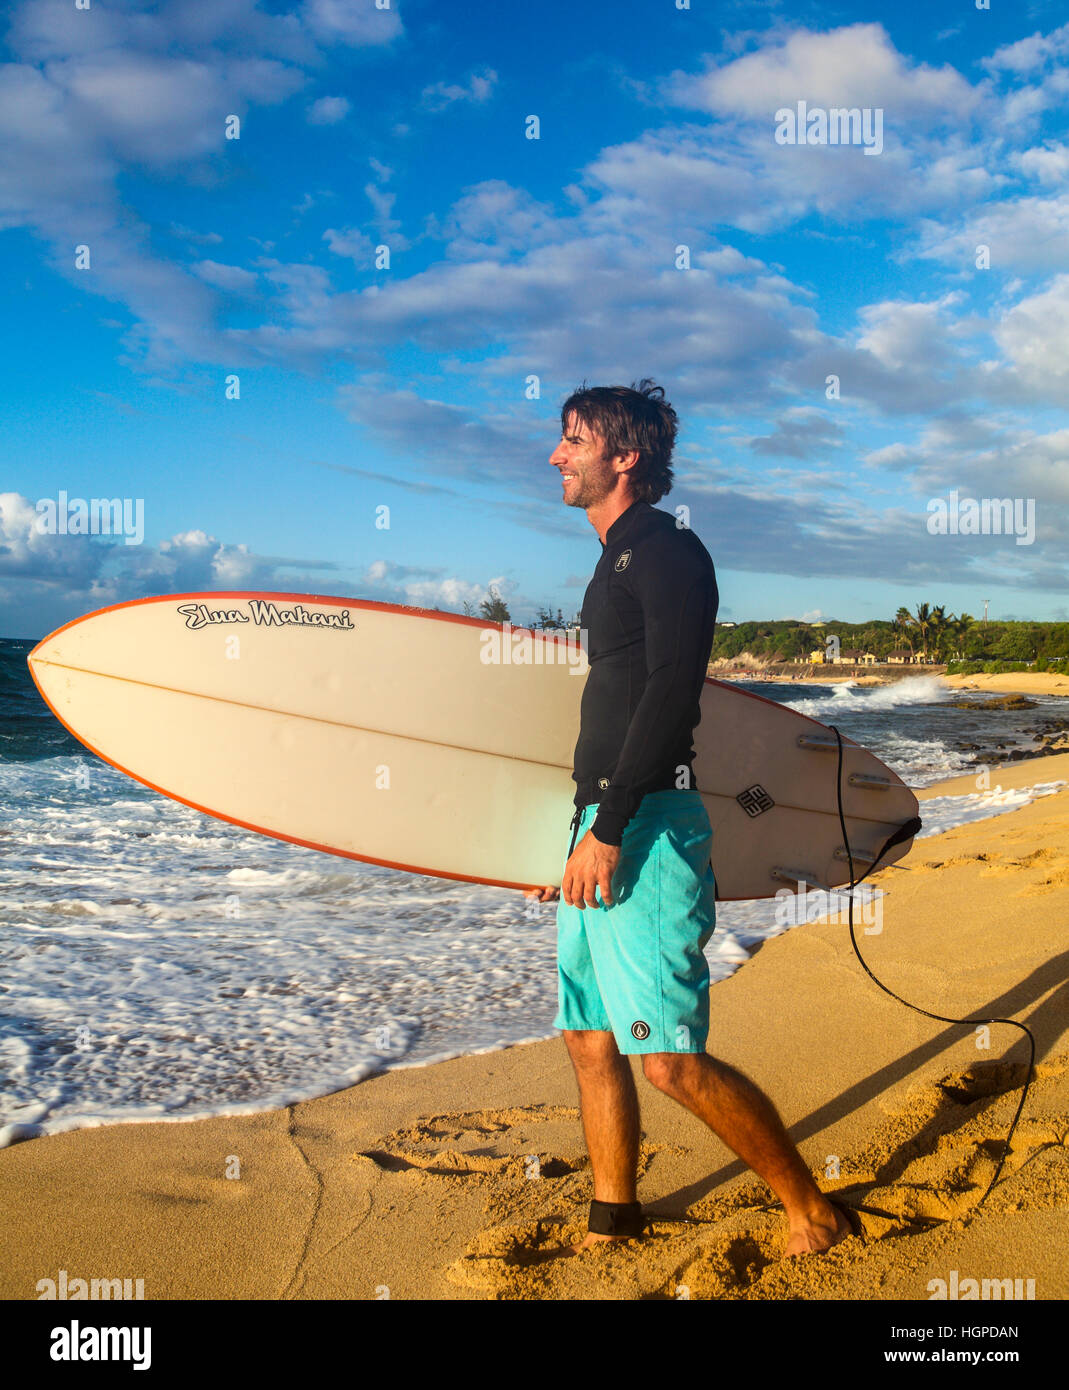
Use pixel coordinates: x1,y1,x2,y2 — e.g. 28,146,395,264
589,532,718,846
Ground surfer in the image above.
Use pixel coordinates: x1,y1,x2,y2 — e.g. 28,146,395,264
526,380,853,1258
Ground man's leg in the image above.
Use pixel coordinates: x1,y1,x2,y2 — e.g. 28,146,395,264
562,1028,640,1250
641,1051,850,1255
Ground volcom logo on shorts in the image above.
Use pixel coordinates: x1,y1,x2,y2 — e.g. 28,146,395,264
631,1020,650,1041
614,549,632,572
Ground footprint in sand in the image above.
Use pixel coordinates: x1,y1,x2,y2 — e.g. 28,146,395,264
863,1056,1068,1224
354,1103,587,1181
359,1055,1068,1299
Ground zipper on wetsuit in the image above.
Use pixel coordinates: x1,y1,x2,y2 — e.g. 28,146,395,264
567,806,583,857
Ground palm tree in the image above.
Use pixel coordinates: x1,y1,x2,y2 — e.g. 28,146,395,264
912,602,932,662
954,613,975,660
930,604,950,663
893,606,913,659
479,587,511,623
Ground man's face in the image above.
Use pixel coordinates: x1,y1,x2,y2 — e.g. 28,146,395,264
549,413,619,510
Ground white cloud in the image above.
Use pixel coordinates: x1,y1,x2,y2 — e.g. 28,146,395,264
992,274,1069,395
861,442,917,469
0,0,403,371
747,408,845,459
669,22,980,122
170,223,223,246
855,293,965,372
307,94,350,124
580,118,1002,244
420,67,498,112
982,22,1069,74
322,227,377,266
193,260,259,295
0,64,114,230
358,558,507,612
982,23,1069,130
5,0,1069,559
911,193,1069,275
0,492,106,585
439,181,560,261
1015,140,1069,184
49,51,302,164
339,386,543,487
300,0,402,47
0,499,350,637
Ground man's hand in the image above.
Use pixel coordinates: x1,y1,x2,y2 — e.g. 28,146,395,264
562,828,621,910
524,885,560,903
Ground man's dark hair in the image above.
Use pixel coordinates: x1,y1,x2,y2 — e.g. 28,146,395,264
560,379,677,504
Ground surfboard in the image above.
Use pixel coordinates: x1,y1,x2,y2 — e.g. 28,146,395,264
27,592,919,900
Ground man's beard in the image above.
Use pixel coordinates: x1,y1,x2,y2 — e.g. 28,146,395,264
564,466,612,509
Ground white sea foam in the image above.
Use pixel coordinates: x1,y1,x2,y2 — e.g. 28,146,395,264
783,674,950,718
915,781,1065,836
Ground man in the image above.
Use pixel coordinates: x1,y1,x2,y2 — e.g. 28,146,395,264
525,379,852,1258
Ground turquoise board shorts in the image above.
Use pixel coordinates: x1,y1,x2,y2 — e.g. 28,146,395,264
553,789,717,1055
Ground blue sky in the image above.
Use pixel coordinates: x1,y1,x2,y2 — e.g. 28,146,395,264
2,0,1068,639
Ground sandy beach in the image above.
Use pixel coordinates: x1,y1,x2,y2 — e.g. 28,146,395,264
941,671,1069,697
3,748,1067,1302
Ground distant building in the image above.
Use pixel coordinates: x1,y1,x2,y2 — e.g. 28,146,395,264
886,650,914,664
809,648,826,663
825,649,879,665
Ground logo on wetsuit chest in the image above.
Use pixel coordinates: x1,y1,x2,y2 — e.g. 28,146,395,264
614,549,632,572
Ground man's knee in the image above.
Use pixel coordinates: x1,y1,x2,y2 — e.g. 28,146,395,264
563,1028,621,1071
641,1051,700,1093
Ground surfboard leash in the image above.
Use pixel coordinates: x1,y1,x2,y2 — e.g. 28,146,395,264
825,723,1036,1216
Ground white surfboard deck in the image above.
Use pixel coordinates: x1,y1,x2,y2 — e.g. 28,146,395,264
27,592,919,901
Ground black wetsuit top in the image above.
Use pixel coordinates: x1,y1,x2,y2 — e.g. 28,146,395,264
572,499,719,846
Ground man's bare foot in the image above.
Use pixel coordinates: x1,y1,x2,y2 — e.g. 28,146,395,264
526,1230,629,1264
783,1199,855,1258
567,1231,630,1255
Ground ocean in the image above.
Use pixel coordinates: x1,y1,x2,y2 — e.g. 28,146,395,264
2,636,1064,1145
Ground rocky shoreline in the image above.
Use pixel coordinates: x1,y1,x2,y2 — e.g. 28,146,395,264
708,664,1069,770
956,710,1069,766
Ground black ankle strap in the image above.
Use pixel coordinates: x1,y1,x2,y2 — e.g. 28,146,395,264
588,1199,645,1237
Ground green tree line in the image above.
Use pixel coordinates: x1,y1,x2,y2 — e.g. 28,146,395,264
445,594,1067,671
710,603,1069,666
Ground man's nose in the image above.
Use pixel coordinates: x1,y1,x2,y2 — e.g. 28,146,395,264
549,442,567,465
